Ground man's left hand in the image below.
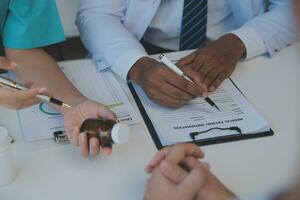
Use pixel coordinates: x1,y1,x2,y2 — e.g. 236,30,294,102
177,33,246,92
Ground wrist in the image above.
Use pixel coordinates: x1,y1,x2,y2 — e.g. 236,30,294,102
128,57,158,84
59,96,87,115
221,33,246,59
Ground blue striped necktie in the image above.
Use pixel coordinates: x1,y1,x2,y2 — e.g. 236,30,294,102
179,0,208,50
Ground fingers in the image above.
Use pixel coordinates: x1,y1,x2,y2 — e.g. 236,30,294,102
24,81,33,88
102,147,112,155
177,166,208,199
202,162,210,171
203,69,219,88
152,89,187,108
146,147,171,173
191,52,205,71
0,57,19,71
146,144,204,173
70,126,80,146
208,72,227,92
177,51,197,67
181,66,208,97
137,61,205,108
181,157,205,172
160,81,194,101
64,100,117,158
15,87,46,102
13,87,47,108
89,137,100,156
159,160,188,184
74,130,112,157
0,87,47,109
164,70,206,98
97,105,117,121
144,68,199,107
165,143,204,165
79,132,89,157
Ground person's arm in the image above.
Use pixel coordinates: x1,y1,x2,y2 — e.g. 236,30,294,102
177,0,298,93
76,0,147,81
5,48,85,110
77,0,207,108
230,0,298,59
5,48,116,157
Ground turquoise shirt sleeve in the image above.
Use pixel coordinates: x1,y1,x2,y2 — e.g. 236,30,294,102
2,0,65,49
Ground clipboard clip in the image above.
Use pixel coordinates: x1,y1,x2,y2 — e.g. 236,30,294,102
189,126,242,141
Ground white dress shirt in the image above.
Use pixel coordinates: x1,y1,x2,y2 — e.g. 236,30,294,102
77,0,297,81
143,0,243,50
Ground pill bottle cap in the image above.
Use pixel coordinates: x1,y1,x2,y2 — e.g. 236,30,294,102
111,123,130,144
0,127,10,152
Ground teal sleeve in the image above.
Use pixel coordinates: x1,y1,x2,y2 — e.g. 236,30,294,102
3,0,65,49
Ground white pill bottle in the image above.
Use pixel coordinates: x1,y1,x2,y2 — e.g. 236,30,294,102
0,127,16,186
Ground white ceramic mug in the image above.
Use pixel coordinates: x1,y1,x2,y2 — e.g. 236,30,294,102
0,127,16,186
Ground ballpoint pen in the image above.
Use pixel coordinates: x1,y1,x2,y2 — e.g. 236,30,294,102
0,75,71,108
158,54,220,111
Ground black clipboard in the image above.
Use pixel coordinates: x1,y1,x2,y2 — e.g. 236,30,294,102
128,79,274,150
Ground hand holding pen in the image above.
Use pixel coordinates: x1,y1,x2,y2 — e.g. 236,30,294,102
159,54,220,111
0,73,71,109
0,57,48,109
1,57,118,158
129,57,207,108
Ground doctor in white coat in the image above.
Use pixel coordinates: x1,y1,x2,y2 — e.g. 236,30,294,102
77,0,297,108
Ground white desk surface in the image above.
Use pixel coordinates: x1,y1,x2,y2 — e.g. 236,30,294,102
0,45,300,200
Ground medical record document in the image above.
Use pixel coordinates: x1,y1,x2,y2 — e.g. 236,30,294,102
17,60,140,142
130,78,272,147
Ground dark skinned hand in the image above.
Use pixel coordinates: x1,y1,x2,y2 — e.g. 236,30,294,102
177,33,246,92
129,57,208,108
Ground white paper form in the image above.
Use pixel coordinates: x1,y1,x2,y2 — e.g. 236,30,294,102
17,60,140,143
132,79,270,146
62,60,139,124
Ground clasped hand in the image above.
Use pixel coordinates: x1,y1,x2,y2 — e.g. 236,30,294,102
144,144,236,200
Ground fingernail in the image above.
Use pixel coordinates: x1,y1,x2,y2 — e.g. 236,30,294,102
202,92,208,98
92,141,98,147
10,62,19,68
103,148,112,155
38,87,47,93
